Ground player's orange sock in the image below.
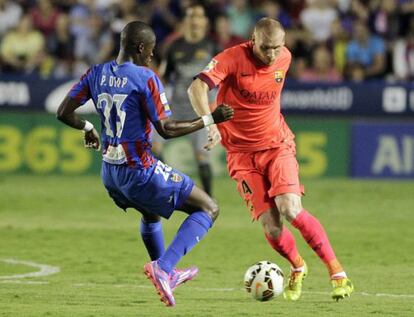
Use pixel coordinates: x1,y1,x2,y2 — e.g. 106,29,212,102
265,226,304,269
291,209,343,275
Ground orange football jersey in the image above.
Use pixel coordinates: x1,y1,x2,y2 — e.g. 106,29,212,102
199,42,294,152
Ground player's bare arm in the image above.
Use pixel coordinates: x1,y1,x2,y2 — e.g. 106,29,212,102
154,104,233,139
187,78,211,116
187,78,224,150
56,95,100,150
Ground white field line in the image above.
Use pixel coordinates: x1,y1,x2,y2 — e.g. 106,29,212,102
0,280,49,285
302,290,414,299
73,283,414,299
1,260,413,300
0,259,60,280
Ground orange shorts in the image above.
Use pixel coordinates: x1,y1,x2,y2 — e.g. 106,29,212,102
227,141,304,221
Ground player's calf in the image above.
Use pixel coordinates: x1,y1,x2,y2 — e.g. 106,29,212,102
261,209,305,270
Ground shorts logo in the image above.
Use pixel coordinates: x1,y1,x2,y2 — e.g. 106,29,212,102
203,59,218,72
274,70,284,83
170,173,183,183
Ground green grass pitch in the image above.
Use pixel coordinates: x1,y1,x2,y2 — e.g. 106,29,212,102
1,175,413,316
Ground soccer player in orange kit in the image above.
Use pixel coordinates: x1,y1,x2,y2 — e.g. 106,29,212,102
188,17,354,301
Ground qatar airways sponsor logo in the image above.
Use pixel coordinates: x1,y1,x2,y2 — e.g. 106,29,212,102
239,89,278,105
281,87,353,111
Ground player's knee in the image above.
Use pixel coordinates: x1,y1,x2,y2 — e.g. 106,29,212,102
202,198,219,222
275,194,302,222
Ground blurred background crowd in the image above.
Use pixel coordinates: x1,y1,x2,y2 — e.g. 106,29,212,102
1,0,414,82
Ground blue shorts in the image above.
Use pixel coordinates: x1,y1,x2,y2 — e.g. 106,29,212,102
102,160,194,219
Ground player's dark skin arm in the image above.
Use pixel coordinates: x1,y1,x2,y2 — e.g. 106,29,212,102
56,96,101,150
57,95,233,145
154,117,204,139
56,96,86,129
153,104,234,139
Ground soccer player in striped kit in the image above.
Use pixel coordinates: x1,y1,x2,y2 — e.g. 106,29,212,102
57,20,233,307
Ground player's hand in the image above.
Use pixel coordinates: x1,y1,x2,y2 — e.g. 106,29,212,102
204,124,222,151
211,104,234,124
84,128,101,151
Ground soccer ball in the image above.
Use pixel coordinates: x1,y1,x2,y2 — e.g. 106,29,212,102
244,261,284,301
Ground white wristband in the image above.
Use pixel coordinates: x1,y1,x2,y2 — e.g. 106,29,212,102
201,114,214,127
83,120,94,132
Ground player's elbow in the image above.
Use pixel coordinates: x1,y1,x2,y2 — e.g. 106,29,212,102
56,111,72,125
157,128,175,140
156,119,181,139
56,108,66,122
161,132,175,140
56,99,71,122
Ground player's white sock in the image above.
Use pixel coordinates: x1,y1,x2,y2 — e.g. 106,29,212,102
331,271,347,279
291,265,305,273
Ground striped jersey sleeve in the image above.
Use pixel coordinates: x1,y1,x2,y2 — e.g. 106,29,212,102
67,68,93,105
141,74,172,123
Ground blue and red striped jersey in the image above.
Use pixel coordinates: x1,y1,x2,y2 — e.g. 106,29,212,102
68,60,171,168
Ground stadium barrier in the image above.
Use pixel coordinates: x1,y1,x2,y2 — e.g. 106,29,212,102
2,113,413,178
0,76,413,178
2,75,414,116
0,113,101,175
352,122,414,178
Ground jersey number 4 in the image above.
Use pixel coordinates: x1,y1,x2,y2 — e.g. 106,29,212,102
97,93,127,138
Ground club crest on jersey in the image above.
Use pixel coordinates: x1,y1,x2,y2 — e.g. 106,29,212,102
203,59,218,72
274,70,284,83
170,173,183,183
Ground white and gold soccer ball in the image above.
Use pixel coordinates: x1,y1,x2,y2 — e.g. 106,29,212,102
244,261,284,301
